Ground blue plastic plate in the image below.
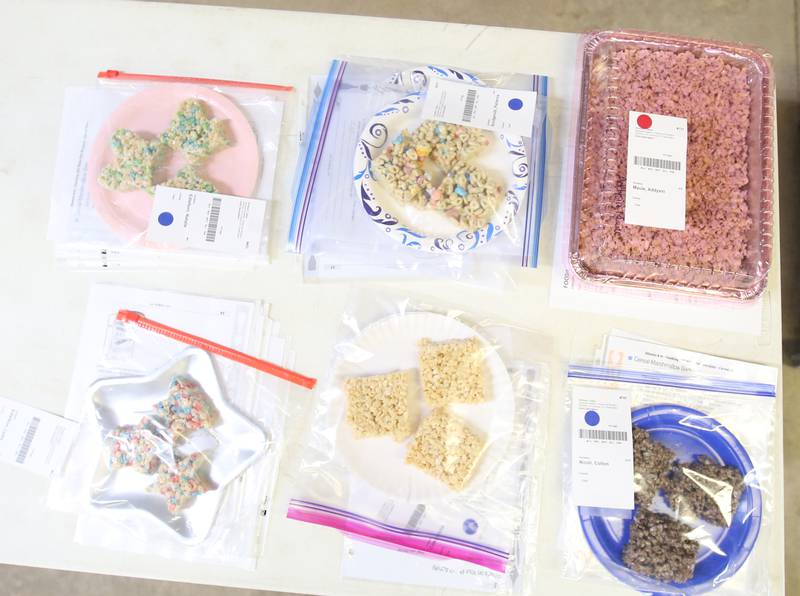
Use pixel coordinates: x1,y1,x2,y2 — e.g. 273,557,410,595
578,404,762,594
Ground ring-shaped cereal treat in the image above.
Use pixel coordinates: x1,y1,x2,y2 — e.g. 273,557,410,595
372,121,505,230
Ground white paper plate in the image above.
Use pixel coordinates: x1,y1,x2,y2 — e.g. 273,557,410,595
336,312,515,502
352,66,529,254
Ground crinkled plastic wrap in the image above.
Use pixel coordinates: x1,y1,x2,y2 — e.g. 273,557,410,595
561,365,777,594
569,31,774,300
48,70,291,269
287,57,548,286
50,305,291,568
287,291,550,594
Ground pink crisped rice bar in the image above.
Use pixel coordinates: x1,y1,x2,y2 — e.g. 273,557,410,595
578,47,753,274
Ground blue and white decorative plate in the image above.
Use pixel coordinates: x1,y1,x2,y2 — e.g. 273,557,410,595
352,66,529,254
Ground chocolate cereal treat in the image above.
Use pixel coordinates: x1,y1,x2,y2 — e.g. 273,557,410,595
153,375,218,438
344,370,416,441
663,456,744,527
98,129,167,192
148,452,213,514
418,337,488,406
622,509,699,583
162,166,217,193
632,427,676,507
161,99,228,163
405,409,485,491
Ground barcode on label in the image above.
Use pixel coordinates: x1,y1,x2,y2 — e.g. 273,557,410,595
16,417,40,464
205,198,222,242
633,155,681,171
406,504,426,529
462,88,477,123
579,428,628,441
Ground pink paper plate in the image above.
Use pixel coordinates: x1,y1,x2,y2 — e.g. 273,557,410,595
87,84,260,244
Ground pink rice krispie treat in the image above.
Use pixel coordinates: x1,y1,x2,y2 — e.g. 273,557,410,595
579,48,752,274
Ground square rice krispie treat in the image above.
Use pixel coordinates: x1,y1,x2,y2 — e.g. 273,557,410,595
344,370,416,441
418,337,488,406
622,509,699,583
633,427,676,507
663,455,744,527
405,409,485,491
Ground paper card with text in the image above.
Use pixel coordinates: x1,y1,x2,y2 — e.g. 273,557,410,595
625,111,688,230
571,385,634,509
0,397,79,477
422,78,537,137
146,186,266,255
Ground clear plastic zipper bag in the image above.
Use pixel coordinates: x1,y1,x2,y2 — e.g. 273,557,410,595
287,57,548,286
48,69,292,269
287,290,551,594
561,365,777,595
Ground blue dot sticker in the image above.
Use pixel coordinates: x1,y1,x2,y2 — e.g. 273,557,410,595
157,211,174,226
508,98,524,111
463,518,479,535
584,410,600,427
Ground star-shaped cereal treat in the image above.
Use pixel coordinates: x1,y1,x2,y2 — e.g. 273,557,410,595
148,452,213,513
161,166,217,193
97,129,167,192
161,99,229,163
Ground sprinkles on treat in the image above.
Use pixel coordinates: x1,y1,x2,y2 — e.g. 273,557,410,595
153,374,218,438
148,452,212,513
98,129,167,192
373,120,503,229
161,99,229,163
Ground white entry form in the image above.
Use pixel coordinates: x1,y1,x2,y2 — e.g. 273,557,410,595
624,111,688,231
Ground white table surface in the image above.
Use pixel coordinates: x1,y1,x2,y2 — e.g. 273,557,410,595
0,1,784,595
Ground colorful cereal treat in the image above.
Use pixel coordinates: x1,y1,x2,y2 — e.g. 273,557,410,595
663,455,744,527
405,409,485,491
415,120,490,171
153,375,218,438
161,166,217,193
622,509,699,583
372,120,502,229
372,130,435,206
632,426,676,507
161,99,229,163
344,370,416,441
418,337,488,406
148,452,213,513
98,129,167,192
105,419,167,474
433,163,504,230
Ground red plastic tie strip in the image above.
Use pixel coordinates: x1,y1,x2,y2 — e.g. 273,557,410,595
116,309,316,390
98,69,294,92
